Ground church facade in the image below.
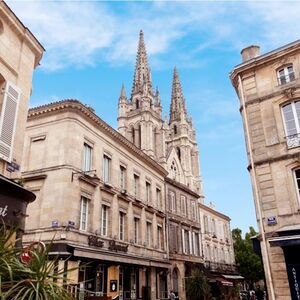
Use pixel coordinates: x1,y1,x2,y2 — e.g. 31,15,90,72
21,30,237,300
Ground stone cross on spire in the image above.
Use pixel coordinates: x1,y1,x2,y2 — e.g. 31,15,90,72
169,67,188,123
132,30,153,97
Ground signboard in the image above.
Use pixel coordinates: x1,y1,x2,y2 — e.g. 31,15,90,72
88,235,104,248
108,240,128,252
110,280,118,292
6,161,20,173
267,216,277,226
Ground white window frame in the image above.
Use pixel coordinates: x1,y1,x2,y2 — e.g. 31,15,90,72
133,174,139,198
169,191,176,212
119,212,125,241
83,143,92,172
101,205,108,236
277,65,295,85
103,154,111,183
293,168,300,207
134,217,139,244
80,196,89,231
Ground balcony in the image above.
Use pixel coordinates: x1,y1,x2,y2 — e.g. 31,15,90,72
286,133,300,149
205,261,237,273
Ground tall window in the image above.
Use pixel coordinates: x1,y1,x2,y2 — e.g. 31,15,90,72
134,174,139,198
212,219,216,236
194,233,200,256
282,101,300,148
83,143,92,172
156,188,161,209
119,212,125,241
146,181,151,205
146,222,152,247
103,155,111,183
157,225,163,250
184,230,190,254
134,218,139,244
204,215,209,233
278,65,295,85
120,165,126,190
181,196,187,216
80,196,89,231
294,169,300,204
101,205,108,236
169,191,176,212
191,200,196,220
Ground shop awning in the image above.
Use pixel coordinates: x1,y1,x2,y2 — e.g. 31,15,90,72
216,278,233,286
269,235,300,247
222,274,244,280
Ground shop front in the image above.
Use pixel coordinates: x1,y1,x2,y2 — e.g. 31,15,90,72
0,175,35,237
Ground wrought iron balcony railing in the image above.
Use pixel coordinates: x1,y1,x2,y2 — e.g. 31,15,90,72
286,133,300,149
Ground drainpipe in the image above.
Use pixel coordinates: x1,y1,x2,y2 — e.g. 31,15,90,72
238,75,275,300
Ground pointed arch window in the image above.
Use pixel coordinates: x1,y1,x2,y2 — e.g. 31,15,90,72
176,147,181,161
136,100,139,109
174,125,177,134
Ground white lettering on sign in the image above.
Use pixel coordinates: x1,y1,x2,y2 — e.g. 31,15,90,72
292,267,300,299
0,205,8,217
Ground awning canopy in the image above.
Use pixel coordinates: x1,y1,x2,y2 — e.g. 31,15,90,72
222,274,244,280
216,278,233,287
269,235,300,247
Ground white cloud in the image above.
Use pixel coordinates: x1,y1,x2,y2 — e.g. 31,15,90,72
7,1,300,71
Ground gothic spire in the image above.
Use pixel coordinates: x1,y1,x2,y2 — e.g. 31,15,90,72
132,30,153,97
119,83,127,103
169,67,188,123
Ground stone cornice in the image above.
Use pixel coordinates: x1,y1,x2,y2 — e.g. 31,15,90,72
1,1,45,67
28,100,168,177
199,202,231,221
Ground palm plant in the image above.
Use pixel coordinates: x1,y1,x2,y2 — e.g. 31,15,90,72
0,226,75,300
186,269,211,300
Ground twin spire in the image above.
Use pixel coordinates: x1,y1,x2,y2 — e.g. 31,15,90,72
120,30,188,123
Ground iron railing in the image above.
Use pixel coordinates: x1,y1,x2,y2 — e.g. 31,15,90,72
204,261,237,273
286,133,300,149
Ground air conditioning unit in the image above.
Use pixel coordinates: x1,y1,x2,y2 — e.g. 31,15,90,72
52,220,59,228
67,221,75,229
121,189,127,195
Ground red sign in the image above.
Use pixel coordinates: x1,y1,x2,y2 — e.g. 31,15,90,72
20,251,31,264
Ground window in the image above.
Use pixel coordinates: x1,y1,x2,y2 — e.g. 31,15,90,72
169,191,176,212
278,65,295,85
194,232,200,256
204,215,209,233
120,165,126,190
80,196,89,231
119,212,125,241
294,169,300,204
181,196,187,216
212,219,216,237
83,143,92,172
156,188,161,209
146,222,152,247
191,200,196,220
157,225,163,250
146,181,151,205
183,229,190,254
282,101,300,148
101,205,108,236
134,174,140,198
134,218,139,244
103,155,111,183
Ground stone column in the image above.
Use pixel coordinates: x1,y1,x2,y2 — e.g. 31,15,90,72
150,267,157,300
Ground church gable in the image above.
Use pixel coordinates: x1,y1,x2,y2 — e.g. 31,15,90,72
166,147,185,184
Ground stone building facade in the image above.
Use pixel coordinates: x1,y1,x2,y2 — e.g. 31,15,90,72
0,1,43,230
21,30,237,299
230,40,300,299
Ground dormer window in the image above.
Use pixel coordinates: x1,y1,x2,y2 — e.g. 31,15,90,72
278,65,295,85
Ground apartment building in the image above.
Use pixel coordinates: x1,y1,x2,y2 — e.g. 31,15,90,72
230,40,300,299
0,1,44,230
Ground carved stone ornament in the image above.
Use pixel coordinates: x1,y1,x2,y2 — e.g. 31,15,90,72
283,87,296,99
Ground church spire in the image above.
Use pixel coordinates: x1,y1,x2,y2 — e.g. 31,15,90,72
132,30,153,97
169,67,188,123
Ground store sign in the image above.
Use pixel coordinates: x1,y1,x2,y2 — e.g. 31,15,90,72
6,161,20,173
110,280,118,292
0,205,8,217
267,216,277,226
88,235,104,248
108,240,128,252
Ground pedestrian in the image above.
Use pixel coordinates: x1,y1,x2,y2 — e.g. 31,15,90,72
255,286,264,300
169,290,176,300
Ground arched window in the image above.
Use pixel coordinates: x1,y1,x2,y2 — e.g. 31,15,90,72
138,124,142,148
132,126,135,144
172,269,179,293
136,100,139,109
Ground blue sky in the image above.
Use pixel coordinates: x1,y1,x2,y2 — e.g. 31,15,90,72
8,0,300,234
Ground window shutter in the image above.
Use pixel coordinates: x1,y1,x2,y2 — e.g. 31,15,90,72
0,81,20,162
189,231,193,255
181,228,185,254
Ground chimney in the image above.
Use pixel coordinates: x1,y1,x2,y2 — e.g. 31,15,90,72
241,45,260,62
